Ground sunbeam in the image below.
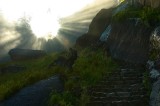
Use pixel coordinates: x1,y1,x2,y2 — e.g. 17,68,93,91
0,0,96,40
0,0,117,62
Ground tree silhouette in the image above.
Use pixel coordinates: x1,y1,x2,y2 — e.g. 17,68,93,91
15,16,36,48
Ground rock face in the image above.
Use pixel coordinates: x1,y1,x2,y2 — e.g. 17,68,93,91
76,0,159,64
150,0,160,8
147,60,160,106
150,79,160,106
76,8,113,47
8,48,46,61
106,20,152,64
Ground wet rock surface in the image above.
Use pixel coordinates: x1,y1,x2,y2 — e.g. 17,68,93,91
0,75,63,106
147,60,160,106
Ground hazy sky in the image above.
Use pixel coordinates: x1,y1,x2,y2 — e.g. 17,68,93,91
0,0,96,38
0,0,117,62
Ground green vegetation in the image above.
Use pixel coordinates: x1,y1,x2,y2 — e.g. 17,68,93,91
143,71,151,96
48,91,79,106
149,35,160,60
0,47,118,105
0,53,61,101
113,6,160,27
48,48,118,106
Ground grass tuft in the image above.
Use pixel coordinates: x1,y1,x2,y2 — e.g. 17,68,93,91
48,48,118,106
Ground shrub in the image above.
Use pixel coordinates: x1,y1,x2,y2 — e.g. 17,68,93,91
113,6,160,27
48,48,118,106
149,34,160,60
48,91,78,106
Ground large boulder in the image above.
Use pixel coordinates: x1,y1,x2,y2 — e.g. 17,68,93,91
147,60,160,106
150,78,160,106
8,48,46,61
87,8,113,38
76,8,113,47
106,20,152,64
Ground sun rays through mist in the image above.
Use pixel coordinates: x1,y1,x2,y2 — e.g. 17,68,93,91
0,0,98,40
0,0,117,62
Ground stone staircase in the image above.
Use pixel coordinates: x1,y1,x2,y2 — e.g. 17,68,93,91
87,68,149,106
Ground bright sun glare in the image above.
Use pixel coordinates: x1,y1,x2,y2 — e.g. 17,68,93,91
0,0,95,40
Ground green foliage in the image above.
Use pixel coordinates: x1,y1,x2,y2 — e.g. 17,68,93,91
113,6,140,22
119,0,125,3
113,6,160,27
48,48,118,106
149,48,160,60
149,35,160,60
48,91,78,106
73,48,117,87
113,6,141,21
0,48,118,105
141,7,160,26
143,71,151,96
79,88,90,106
0,53,60,101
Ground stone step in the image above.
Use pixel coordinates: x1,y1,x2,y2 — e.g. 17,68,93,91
91,92,107,97
90,94,147,101
88,86,145,93
115,92,131,97
90,90,146,96
86,101,104,106
130,91,147,96
106,76,143,81
107,69,143,74
88,86,145,95
111,100,146,106
120,69,143,73
86,100,148,106
99,80,142,85
108,73,142,78
93,83,143,89
89,90,146,98
104,92,131,98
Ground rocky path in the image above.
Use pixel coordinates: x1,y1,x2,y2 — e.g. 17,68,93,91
0,75,63,106
87,67,149,106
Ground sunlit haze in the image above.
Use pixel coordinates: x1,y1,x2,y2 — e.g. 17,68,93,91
0,0,116,62
0,0,95,39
